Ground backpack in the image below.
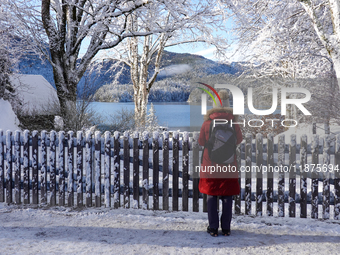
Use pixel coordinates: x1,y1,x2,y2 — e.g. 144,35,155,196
202,119,237,164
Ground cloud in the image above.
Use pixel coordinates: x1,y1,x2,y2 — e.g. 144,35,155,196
158,64,192,77
193,47,216,57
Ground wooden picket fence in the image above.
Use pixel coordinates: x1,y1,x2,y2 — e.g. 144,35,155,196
238,133,340,220
0,129,339,220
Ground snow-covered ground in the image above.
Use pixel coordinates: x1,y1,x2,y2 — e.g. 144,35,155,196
1,203,339,255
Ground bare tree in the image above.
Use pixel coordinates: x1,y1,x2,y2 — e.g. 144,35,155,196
0,3,24,104
221,0,340,124
7,0,181,130
224,0,340,88
0,47,13,100
298,0,340,86
96,0,230,127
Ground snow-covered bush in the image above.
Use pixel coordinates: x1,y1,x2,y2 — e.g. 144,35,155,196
102,103,162,134
106,108,136,133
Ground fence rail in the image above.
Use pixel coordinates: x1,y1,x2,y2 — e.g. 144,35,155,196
0,129,339,220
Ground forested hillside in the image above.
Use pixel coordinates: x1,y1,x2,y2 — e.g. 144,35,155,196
17,50,242,102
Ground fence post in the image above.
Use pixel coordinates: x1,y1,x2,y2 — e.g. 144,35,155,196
94,131,101,207
58,131,65,206
234,137,241,215
23,130,30,204
133,131,139,209
32,131,39,205
104,131,111,208
267,133,274,216
67,131,74,207
182,132,189,212
323,135,331,219
324,123,330,135
113,131,120,209
5,130,12,204
311,134,319,219
123,131,130,208
202,133,207,213
278,134,285,217
142,131,149,210
41,131,48,204
85,131,93,207
313,123,316,134
153,131,159,210
245,133,252,215
289,134,296,217
76,131,83,207
192,132,200,212
256,133,263,216
300,135,307,218
50,130,57,206
163,131,169,211
172,131,179,211
335,134,340,220
14,131,21,205
0,130,4,202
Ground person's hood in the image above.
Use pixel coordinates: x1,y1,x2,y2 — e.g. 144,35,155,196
203,107,238,122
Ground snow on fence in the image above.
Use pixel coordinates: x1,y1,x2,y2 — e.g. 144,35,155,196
0,129,339,220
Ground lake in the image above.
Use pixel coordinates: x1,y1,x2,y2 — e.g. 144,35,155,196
90,101,205,132
90,101,277,132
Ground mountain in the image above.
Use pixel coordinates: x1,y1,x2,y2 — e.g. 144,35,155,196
16,50,242,95
157,51,241,76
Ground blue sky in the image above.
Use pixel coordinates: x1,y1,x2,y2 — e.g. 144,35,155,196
165,17,240,62
166,43,243,62
167,43,218,60
80,13,239,62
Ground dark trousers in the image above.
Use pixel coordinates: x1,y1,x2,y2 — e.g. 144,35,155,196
207,195,233,230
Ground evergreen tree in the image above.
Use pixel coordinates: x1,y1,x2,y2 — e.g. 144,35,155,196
146,103,159,132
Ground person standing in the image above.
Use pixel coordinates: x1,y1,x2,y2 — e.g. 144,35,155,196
198,89,243,237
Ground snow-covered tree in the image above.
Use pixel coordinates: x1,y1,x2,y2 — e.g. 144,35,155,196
222,0,339,123
97,0,230,127
298,0,340,85
0,4,22,104
0,47,14,100
7,0,184,130
226,1,324,76
224,0,339,85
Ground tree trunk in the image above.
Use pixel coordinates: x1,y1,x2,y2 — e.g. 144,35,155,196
134,82,149,129
52,64,78,130
299,0,340,89
332,56,340,89
131,34,165,130
41,0,85,131
134,35,151,128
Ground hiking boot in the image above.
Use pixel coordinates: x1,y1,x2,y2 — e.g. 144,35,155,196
207,226,218,237
222,229,230,236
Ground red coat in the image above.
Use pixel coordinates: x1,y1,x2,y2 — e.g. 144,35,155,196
198,107,243,196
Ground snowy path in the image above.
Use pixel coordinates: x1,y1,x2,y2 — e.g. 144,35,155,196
0,204,340,255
